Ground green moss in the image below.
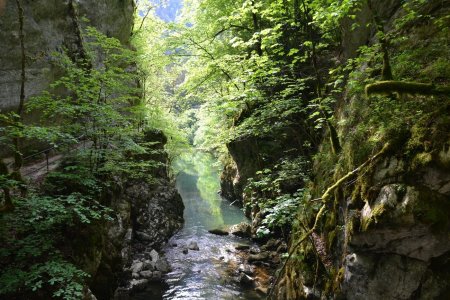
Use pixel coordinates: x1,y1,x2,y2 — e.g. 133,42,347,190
365,81,437,96
325,210,337,231
361,202,386,231
327,229,337,251
411,152,433,169
333,267,345,293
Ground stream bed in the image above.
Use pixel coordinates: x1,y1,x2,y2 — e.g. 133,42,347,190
132,153,265,300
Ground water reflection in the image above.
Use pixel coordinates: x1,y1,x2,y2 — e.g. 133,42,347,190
162,153,260,300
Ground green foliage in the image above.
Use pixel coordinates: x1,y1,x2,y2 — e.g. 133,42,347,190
26,26,142,172
131,7,190,159
244,157,310,237
256,191,305,237
0,21,161,299
0,192,111,299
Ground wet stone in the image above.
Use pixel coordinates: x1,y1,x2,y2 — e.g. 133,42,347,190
142,260,154,271
230,222,252,238
238,264,254,276
239,273,255,287
248,252,270,263
130,279,148,292
155,259,170,273
235,244,250,250
150,249,159,262
261,239,281,251
130,261,144,274
209,228,229,236
152,271,162,280
255,287,268,295
249,246,261,254
139,270,153,279
188,241,199,251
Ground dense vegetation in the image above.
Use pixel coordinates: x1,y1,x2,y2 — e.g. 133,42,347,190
0,3,186,298
164,0,449,231
161,0,449,297
1,0,449,298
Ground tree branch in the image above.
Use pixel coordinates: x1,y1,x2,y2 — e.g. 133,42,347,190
187,36,240,90
268,142,391,299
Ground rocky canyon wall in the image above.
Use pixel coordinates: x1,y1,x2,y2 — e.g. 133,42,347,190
0,0,135,110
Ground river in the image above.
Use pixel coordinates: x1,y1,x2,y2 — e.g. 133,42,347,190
132,153,264,300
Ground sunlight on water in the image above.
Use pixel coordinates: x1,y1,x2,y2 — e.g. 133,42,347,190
161,152,261,300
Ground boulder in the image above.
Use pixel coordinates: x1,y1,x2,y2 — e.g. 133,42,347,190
188,241,200,251
248,252,270,263
130,261,144,274
208,228,229,236
149,249,159,262
139,270,153,279
235,244,250,251
230,222,252,238
152,271,162,280
261,239,281,251
129,279,148,292
255,287,268,295
239,273,255,287
155,258,170,273
238,264,254,276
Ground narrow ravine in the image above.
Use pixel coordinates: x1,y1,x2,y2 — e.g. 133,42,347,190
131,153,264,299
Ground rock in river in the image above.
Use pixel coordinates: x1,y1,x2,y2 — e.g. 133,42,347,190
229,222,252,238
188,241,200,251
208,228,229,236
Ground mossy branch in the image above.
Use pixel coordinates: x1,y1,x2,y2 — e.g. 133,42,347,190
268,143,391,299
365,81,450,97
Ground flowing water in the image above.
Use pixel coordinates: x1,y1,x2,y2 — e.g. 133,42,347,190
132,153,264,299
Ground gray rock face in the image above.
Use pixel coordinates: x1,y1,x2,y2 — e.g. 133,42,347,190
340,0,403,59
128,183,184,249
341,180,450,299
356,185,450,261
343,253,427,300
0,0,135,111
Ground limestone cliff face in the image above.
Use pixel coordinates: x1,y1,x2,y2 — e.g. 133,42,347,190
0,0,135,110
48,129,184,300
0,3,185,299
275,0,450,299
86,130,184,300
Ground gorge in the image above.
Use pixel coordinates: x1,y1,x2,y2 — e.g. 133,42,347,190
0,0,449,299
